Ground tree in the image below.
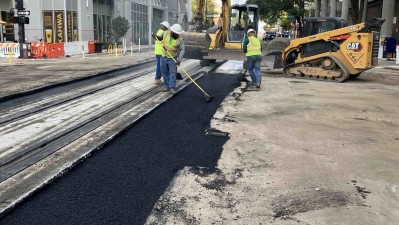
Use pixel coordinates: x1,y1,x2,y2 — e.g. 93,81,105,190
247,0,310,36
191,0,220,29
350,0,365,24
110,16,130,42
280,18,293,31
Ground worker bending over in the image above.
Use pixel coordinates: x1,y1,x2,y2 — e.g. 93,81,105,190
154,21,170,85
242,29,262,88
153,24,185,95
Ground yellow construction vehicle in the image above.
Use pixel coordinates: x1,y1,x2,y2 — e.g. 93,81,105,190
272,17,385,82
182,0,259,63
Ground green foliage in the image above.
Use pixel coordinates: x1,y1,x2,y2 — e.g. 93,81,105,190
191,0,220,17
280,18,293,31
246,0,309,27
110,16,130,42
192,0,220,28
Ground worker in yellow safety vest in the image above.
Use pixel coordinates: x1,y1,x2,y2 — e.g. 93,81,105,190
154,21,170,85
153,24,185,95
242,28,262,88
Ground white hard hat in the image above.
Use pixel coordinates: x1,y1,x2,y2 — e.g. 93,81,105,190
247,29,256,34
170,24,184,34
160,21,170,29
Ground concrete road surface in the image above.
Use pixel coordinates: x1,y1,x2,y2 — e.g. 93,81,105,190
146,65,399,224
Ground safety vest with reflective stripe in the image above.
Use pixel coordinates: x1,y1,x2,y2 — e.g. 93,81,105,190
162,30,182,58
245,36,261,57
154,29,164,55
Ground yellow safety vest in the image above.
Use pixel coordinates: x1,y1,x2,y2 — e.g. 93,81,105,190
245,36,261,57
154,29,164,55
162,30,182,58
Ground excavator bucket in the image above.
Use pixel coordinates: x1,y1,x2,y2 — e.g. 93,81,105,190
180,32,211,60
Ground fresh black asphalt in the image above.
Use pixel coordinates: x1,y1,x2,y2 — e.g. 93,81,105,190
0,66,242,225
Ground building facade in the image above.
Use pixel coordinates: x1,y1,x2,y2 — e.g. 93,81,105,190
0,0,191,45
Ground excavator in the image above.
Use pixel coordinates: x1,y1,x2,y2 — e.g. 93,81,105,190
181,0,259,64
183,1,384,82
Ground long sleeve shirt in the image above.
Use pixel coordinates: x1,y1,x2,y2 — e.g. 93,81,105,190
242,37,249,54
156,33,185,61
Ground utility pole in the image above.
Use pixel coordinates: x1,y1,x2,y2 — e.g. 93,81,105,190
15,0,25,58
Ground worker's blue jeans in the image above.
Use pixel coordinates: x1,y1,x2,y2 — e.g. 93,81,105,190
155,55,162,80
247,55,262,85
161,57,177,89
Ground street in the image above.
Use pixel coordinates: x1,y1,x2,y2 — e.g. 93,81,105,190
0,57,398,224
146,63,399,224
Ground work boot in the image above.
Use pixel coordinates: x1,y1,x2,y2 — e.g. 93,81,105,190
155,79,163,85
170,88,177,95
162,86,169,92
256,82,261,88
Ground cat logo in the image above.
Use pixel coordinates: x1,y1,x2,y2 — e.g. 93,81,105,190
346,42,363,52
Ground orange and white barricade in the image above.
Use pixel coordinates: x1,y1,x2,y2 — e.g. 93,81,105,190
0,43,20,58
31,42,47,58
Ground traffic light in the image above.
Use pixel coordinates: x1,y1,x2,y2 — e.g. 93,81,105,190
12,17,29,24
15,0,24,10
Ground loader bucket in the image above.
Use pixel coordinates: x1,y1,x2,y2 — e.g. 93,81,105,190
180,32,211,60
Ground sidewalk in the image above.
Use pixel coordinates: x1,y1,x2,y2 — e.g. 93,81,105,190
0,49,154,101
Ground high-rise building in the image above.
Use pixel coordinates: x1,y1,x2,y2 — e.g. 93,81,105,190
0,0,191,45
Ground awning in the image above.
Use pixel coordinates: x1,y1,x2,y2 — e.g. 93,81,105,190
0,20,7,24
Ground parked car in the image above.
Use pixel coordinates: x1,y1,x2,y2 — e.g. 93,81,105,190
263,31,276,41
281,31,292,38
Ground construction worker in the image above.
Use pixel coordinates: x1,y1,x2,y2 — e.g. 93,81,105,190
154,21,170,85
243,29,262,88
154,24,185,95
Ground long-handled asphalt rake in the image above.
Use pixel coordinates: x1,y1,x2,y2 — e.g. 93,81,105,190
154,35,214,102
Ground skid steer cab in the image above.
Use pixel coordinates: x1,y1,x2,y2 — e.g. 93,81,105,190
268,17,384,83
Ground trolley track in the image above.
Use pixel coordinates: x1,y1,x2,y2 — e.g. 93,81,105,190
0,60,158,125
0,59,219,184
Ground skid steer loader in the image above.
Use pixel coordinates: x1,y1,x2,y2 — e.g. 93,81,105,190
272,17,385,82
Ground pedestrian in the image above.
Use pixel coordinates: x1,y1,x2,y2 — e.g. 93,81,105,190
242,28,262,88
155,24,185,95
154,21,170,85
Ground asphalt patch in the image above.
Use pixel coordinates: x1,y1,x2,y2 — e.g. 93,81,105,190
0,68,242,224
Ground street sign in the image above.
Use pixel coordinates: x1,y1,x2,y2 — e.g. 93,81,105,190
17,10,30,16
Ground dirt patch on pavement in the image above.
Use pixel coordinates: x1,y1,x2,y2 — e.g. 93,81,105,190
271,189,353,219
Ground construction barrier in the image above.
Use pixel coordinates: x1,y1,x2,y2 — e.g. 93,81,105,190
2,40,104,59
45,43,65,58
0,43,20,58
31,42,46,58
88,41,95,53
64,41,89,56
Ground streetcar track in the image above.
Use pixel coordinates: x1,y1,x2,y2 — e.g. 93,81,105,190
0,61,222,183
0,59,196,125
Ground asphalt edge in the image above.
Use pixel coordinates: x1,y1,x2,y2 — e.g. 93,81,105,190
0,61,224,218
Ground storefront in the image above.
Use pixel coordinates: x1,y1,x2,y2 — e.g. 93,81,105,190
93,0,112,42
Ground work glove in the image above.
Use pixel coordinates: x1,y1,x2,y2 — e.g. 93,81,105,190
175,60,181,66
